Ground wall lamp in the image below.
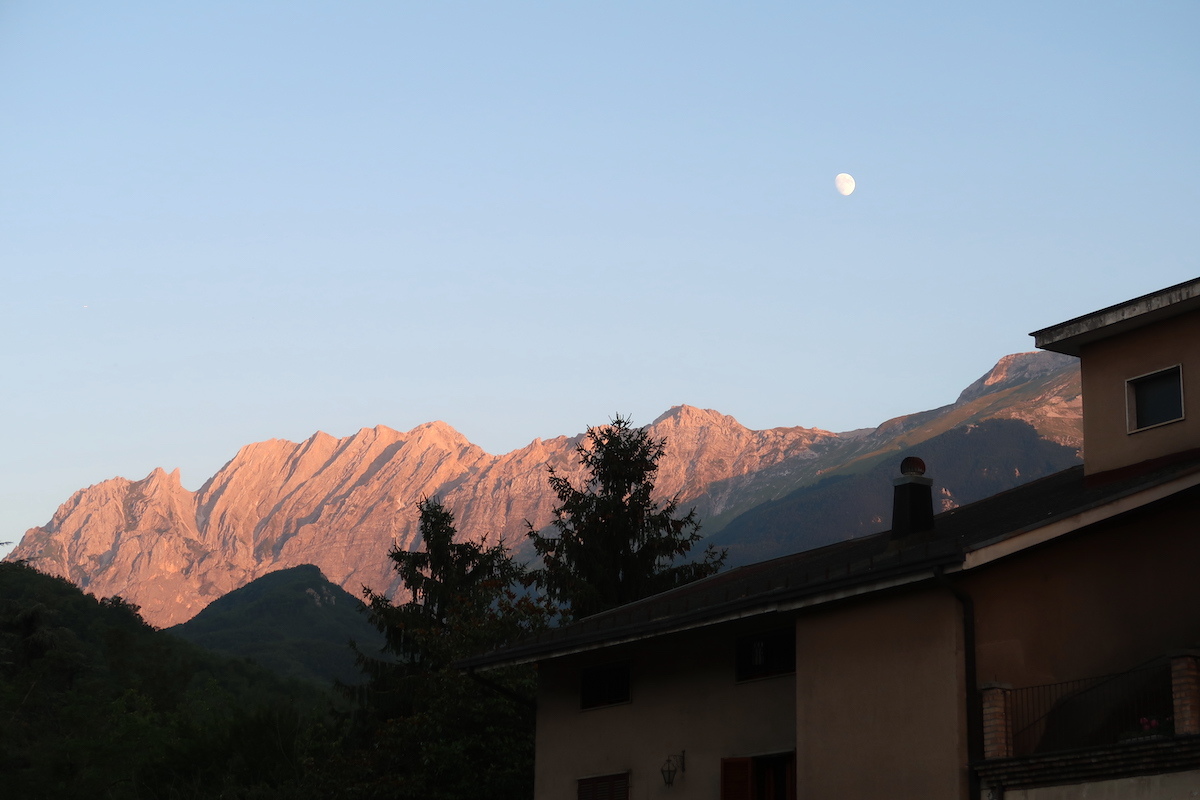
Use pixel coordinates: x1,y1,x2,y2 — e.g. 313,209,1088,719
660,750,686,787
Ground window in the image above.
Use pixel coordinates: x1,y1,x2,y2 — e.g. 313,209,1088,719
580,661,630,709
721,753,796,800
578,771,629,800
735,627,795,682
1127,365,1184,432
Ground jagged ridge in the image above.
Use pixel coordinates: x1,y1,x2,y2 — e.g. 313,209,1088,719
8,353,1081,627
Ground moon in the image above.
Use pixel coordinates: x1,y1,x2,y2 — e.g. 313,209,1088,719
835,173,856,196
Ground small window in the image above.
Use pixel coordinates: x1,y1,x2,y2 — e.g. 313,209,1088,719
581,661,630,709
735,627,795,682
1127,365,1184,432
578,772,629,800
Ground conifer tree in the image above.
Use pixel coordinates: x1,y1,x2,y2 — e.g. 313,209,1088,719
363,496,524,672
352,497,549,800
527,415,726,618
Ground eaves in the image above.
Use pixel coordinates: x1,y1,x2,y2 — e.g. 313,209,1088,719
457,550,962,670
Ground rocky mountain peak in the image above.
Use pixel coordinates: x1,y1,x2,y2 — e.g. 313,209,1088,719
652,405,734,426
956,351,1078,405
142,466,184,490
403,420,477,453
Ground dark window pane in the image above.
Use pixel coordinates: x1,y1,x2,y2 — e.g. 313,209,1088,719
581,662,630,708
754,753,796,800
1131,367,1183,429
736,628,795,681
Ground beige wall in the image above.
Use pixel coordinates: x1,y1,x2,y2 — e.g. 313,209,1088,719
1007,769,1200,799
534,617,796,800
530,475,1200,798
794,588,969,800
1080,311,1200,474
966,487,1200,688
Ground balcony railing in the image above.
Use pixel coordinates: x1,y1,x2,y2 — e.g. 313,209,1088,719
981,655,1199,760
1009,662,1172,756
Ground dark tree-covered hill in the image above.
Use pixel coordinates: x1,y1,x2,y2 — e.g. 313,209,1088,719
0,560,334,799
169,564,385,686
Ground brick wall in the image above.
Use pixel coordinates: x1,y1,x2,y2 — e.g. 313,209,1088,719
1171,655,1199,736
981,684,1013,760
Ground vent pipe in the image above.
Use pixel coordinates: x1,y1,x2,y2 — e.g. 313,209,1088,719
890,456,934,539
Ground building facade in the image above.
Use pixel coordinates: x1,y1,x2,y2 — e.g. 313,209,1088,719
463,278,1200,800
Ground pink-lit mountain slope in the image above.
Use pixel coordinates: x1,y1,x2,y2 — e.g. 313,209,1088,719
9,409,833,626
8,352,1080,628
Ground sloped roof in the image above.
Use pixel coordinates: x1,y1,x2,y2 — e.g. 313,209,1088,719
1032,276,1200,356
459,454,1200,670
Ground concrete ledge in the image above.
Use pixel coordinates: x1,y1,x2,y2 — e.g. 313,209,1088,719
975,735,1200,791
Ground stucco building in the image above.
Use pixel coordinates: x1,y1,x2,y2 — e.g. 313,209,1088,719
463,278,1200,800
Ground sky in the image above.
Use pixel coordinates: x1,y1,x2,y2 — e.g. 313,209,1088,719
1,1,1197,557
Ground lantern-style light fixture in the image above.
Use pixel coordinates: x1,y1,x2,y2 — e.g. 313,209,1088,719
660,750,686,787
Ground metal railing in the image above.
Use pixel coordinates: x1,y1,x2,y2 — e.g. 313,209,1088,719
1009,662,1173,756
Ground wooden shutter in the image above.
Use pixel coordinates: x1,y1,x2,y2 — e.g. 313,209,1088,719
721,757,754,800
578,772,629,800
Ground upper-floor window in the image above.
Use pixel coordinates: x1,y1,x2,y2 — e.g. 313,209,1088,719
1127,365,1184,432
735,627,795,682
581,661,630,709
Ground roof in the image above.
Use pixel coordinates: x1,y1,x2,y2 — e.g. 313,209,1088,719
459,454,1200,670
1031,277,1200,356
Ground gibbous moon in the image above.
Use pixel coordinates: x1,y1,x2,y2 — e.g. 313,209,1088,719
835,173,856,196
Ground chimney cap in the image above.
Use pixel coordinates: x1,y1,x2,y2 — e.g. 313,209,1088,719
900,456,926,477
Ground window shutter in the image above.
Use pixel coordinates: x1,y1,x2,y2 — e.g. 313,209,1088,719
721,757,754,800
578,772,629,800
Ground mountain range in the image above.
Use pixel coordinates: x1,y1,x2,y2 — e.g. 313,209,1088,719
7,351,1081,628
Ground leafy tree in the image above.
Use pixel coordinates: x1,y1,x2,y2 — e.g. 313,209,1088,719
527,414,726,618
347,497,551,800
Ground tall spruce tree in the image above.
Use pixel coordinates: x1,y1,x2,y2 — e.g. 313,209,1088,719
362,496,524,672
351,497,549,800
527,415,726,618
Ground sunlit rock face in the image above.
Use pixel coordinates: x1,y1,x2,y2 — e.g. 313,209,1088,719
8,412,835,626
8,352,1082,627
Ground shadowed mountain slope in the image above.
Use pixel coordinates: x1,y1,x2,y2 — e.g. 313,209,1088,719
710,418,1083,565
168,564,384,686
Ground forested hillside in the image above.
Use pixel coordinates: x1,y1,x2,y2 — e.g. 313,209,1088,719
0,561,335,798
169,564,384,686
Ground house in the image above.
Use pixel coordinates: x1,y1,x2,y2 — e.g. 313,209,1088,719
461,278,1200,800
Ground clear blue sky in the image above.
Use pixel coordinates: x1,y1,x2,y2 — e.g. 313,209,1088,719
2,1,1197,556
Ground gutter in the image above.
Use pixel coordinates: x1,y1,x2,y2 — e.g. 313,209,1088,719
937,566,981,800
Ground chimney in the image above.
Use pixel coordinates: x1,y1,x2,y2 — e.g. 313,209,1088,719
890,456,934,539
